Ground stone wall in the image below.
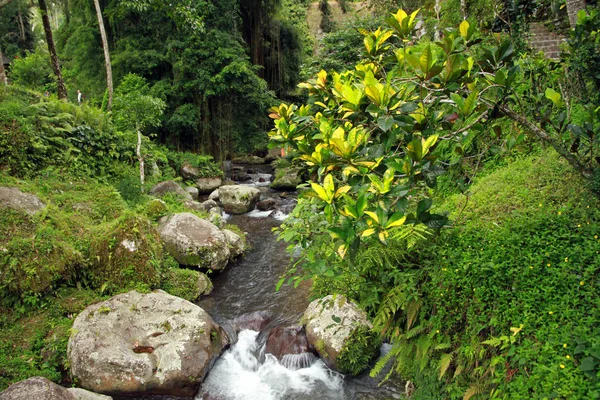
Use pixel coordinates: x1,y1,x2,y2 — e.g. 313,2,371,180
528,22,566,59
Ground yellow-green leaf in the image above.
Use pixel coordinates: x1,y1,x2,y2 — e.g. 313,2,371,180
459,20,470,39
365,211,380,223
361,228,376,238
310,182,330,203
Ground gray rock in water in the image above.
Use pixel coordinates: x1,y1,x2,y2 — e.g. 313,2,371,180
0,377,75,400
0,187,46,215
208,189,220,202
303,295,377,375
196,177,222,194
185,186,199,200
201,199,220,212
67,290,228,398
67,388,112,400
270,167,303,191
158,212,230,270
218,185,260,214
222,229,244,257
257,198,278,211
149,181,192,201
231,155,266,165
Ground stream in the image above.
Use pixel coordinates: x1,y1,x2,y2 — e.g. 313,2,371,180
117,165,406,400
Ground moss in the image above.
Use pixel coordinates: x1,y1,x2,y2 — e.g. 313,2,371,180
336,325,381,375
88,213,164,293
161,268,213,302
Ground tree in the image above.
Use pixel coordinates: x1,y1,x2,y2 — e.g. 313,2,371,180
113,74,165,190
0,47,6,85
38,0,67,99
92,0,113,110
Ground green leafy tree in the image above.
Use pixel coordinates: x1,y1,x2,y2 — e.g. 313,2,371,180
113,73,165,190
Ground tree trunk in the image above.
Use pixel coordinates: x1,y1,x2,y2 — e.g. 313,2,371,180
93,0,113,110
38,0,67,100
0,46,7,86
566,0,586,27
17,8,25,43
137,129,145,192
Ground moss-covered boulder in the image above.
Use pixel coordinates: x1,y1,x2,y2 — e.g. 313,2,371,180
149,181,192,201
218,185,260,214
88,214,163,291
270,167,303,191
0,186,46,215
157,213,230,270
196,177,222,194
231,155,265,165
0,207,82,299
0,376,75,400
161,268,213,302
303,295,379,375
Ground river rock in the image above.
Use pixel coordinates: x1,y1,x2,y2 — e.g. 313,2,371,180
257,198,277,211
232,155,265,165
270,167,303,191
303,295,378,375
231,169,251,182
208,189,219,202
0,376,75,400
67,290,228,397
218,185,260,214
183,200,203,212
67,388,112,400
185,186,199,200
0,187,46,215
264,147,282,163
230,311,273,333
265,325,312,361
208,207,224,228
149,181,192,201
196,177,222,194
201,199,220,212
161,268,212,302
180,162,200,180
222,229,244,257
158,213,230,270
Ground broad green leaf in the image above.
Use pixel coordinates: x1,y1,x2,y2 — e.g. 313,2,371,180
310,182,330,203
362,228,376,237
420,45,432,75
386,212,407,228
463,91,478,116
323,174,335,196
422,134,439,155
365,211,380,223
459,20,470,39
545,88,562,107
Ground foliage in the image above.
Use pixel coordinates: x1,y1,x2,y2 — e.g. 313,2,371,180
161,267,213,302
336,325,381,375
7,48,54,92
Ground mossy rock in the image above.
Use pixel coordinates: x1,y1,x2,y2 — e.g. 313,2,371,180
270,167,303,191
336,325,381,375
88,213,164,292
161,268,213,302
0,208,82,299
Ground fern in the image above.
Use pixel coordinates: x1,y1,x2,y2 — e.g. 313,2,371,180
463,383,487,400
438,353,453,379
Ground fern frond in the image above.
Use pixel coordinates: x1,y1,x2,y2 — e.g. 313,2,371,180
438,353,453,379
463,383,486,400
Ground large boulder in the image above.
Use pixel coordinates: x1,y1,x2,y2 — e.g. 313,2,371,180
180,162,200,180
196,177,222,194
158,213,230,270
231,155,265,165
0,187,45,215
270,167,303,191
218,185,260,214
222,229,245,257
67,388,112,400
161,268,213,302
149,181,192,201
264,147,282,163
67,290,228,397
89,215,162,290
303,295,379,375
0,377,75,400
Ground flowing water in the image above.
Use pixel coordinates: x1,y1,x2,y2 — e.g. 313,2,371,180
118,166,406,400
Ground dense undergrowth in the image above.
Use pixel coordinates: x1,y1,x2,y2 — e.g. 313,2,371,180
0,85,226,390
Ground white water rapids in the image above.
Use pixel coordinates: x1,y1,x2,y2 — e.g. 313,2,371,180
197,330,345,400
